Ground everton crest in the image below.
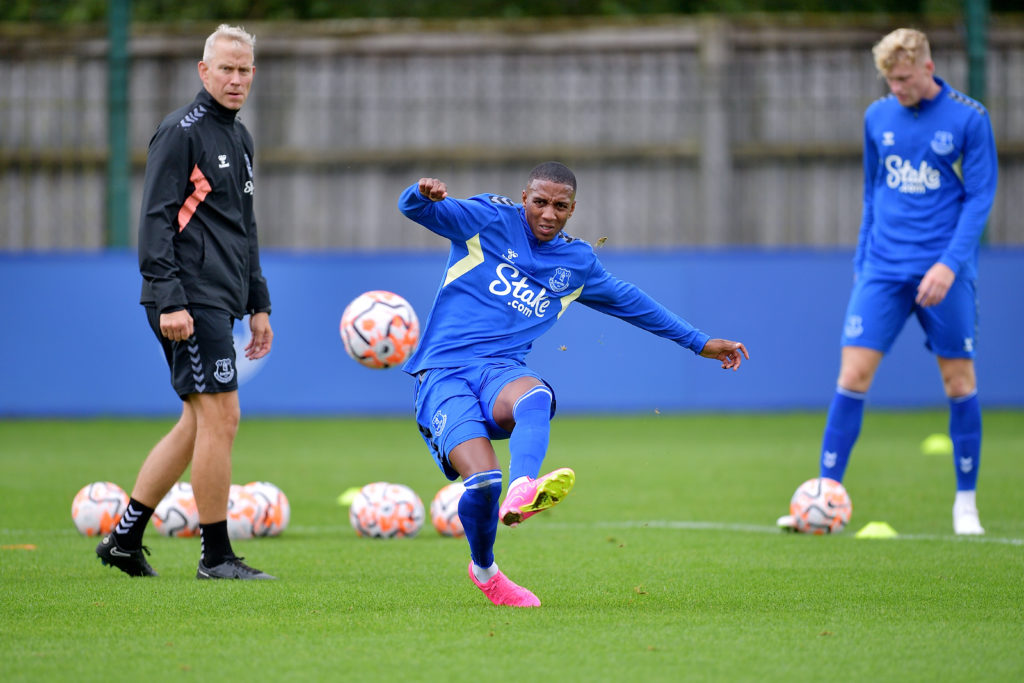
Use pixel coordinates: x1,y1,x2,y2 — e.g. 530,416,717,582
214,358,235,383
930,130,954,155
548,267,572,293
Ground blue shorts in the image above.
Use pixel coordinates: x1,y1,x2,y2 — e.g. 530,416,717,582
413,360,556,480
840,274,978,358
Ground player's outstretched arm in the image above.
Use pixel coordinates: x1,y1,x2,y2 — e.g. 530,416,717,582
699,339,749,371
417,177,448,201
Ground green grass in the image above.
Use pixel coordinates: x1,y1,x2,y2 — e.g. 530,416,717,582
2,411,1023,681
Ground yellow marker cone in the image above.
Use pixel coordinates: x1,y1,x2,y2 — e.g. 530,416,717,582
336,486,361,507
855,521,898,539
921,433,953,456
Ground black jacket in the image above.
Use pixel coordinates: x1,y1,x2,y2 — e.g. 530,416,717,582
138,89,271,319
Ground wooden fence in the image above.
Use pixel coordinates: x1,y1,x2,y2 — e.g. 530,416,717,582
1,16,1021,249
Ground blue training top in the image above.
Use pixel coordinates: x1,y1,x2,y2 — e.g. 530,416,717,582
857,76,998,281
398,184,710,374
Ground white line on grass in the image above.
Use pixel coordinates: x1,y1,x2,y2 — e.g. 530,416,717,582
291,520,1024,546
540,520,1024,546
7,521,1022,546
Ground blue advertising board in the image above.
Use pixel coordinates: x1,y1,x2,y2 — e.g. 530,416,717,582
1,248,1021,416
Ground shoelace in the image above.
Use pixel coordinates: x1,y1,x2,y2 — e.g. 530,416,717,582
225,556,257,571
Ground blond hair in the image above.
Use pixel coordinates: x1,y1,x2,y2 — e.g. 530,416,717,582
872,28,931,76
203,24,255,63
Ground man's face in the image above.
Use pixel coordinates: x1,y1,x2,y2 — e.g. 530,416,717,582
884,58,936,107
199,38,254,111
522,179,576,242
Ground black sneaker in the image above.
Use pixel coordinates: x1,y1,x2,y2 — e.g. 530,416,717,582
196,556,276,580
96,534,158,577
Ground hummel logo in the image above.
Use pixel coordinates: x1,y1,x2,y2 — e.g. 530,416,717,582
218,154,230,169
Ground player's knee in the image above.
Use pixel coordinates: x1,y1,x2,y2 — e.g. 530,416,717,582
461,470,503,508
944,378,977,399
191,393,240,438
512,385,553,420
939,360,976,398
837,367,875,393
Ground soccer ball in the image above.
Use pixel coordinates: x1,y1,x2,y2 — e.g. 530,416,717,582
349,482,425,538
71,481,129,536
152,482,199,537
429,482,466,537
227,484,265,540
340,290,420,369
244,481,291,536
789,477,852,534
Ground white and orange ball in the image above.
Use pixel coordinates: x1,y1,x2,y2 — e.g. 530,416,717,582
349,482,425,538
71,481,129,536
340,290,419,369
244,481,291,537
227,484,266,540
152,482,199,537
430,482,466,538
789,477,852,534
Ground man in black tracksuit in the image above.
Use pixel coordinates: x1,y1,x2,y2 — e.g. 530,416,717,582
96,24,275,580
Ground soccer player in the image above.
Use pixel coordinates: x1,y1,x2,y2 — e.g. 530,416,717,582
778,28,998,535
96,25,275,579
399,163,749,606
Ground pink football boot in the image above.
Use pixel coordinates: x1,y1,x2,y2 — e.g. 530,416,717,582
499,467,575,527
468,562,541,607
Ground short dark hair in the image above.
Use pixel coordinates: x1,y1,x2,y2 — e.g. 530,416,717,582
527,161,577,193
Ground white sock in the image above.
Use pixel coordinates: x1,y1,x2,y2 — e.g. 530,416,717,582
472,561,499,583
508,476,529,491
954,490,977,511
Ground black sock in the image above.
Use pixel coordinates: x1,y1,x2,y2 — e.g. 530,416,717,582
113,498,155,550
199,520,233,566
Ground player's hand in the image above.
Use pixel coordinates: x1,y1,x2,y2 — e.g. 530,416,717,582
915,262,955,307
417,177,448,202
246,312,273,360
160,309,194,342
699,339,749,371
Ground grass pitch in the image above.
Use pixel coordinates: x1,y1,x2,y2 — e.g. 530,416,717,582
2,411,1022,681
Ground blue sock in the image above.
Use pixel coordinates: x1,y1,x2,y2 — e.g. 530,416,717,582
949,391,982,491
819,387,866,482
508,385,553,482
459,469,502,569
